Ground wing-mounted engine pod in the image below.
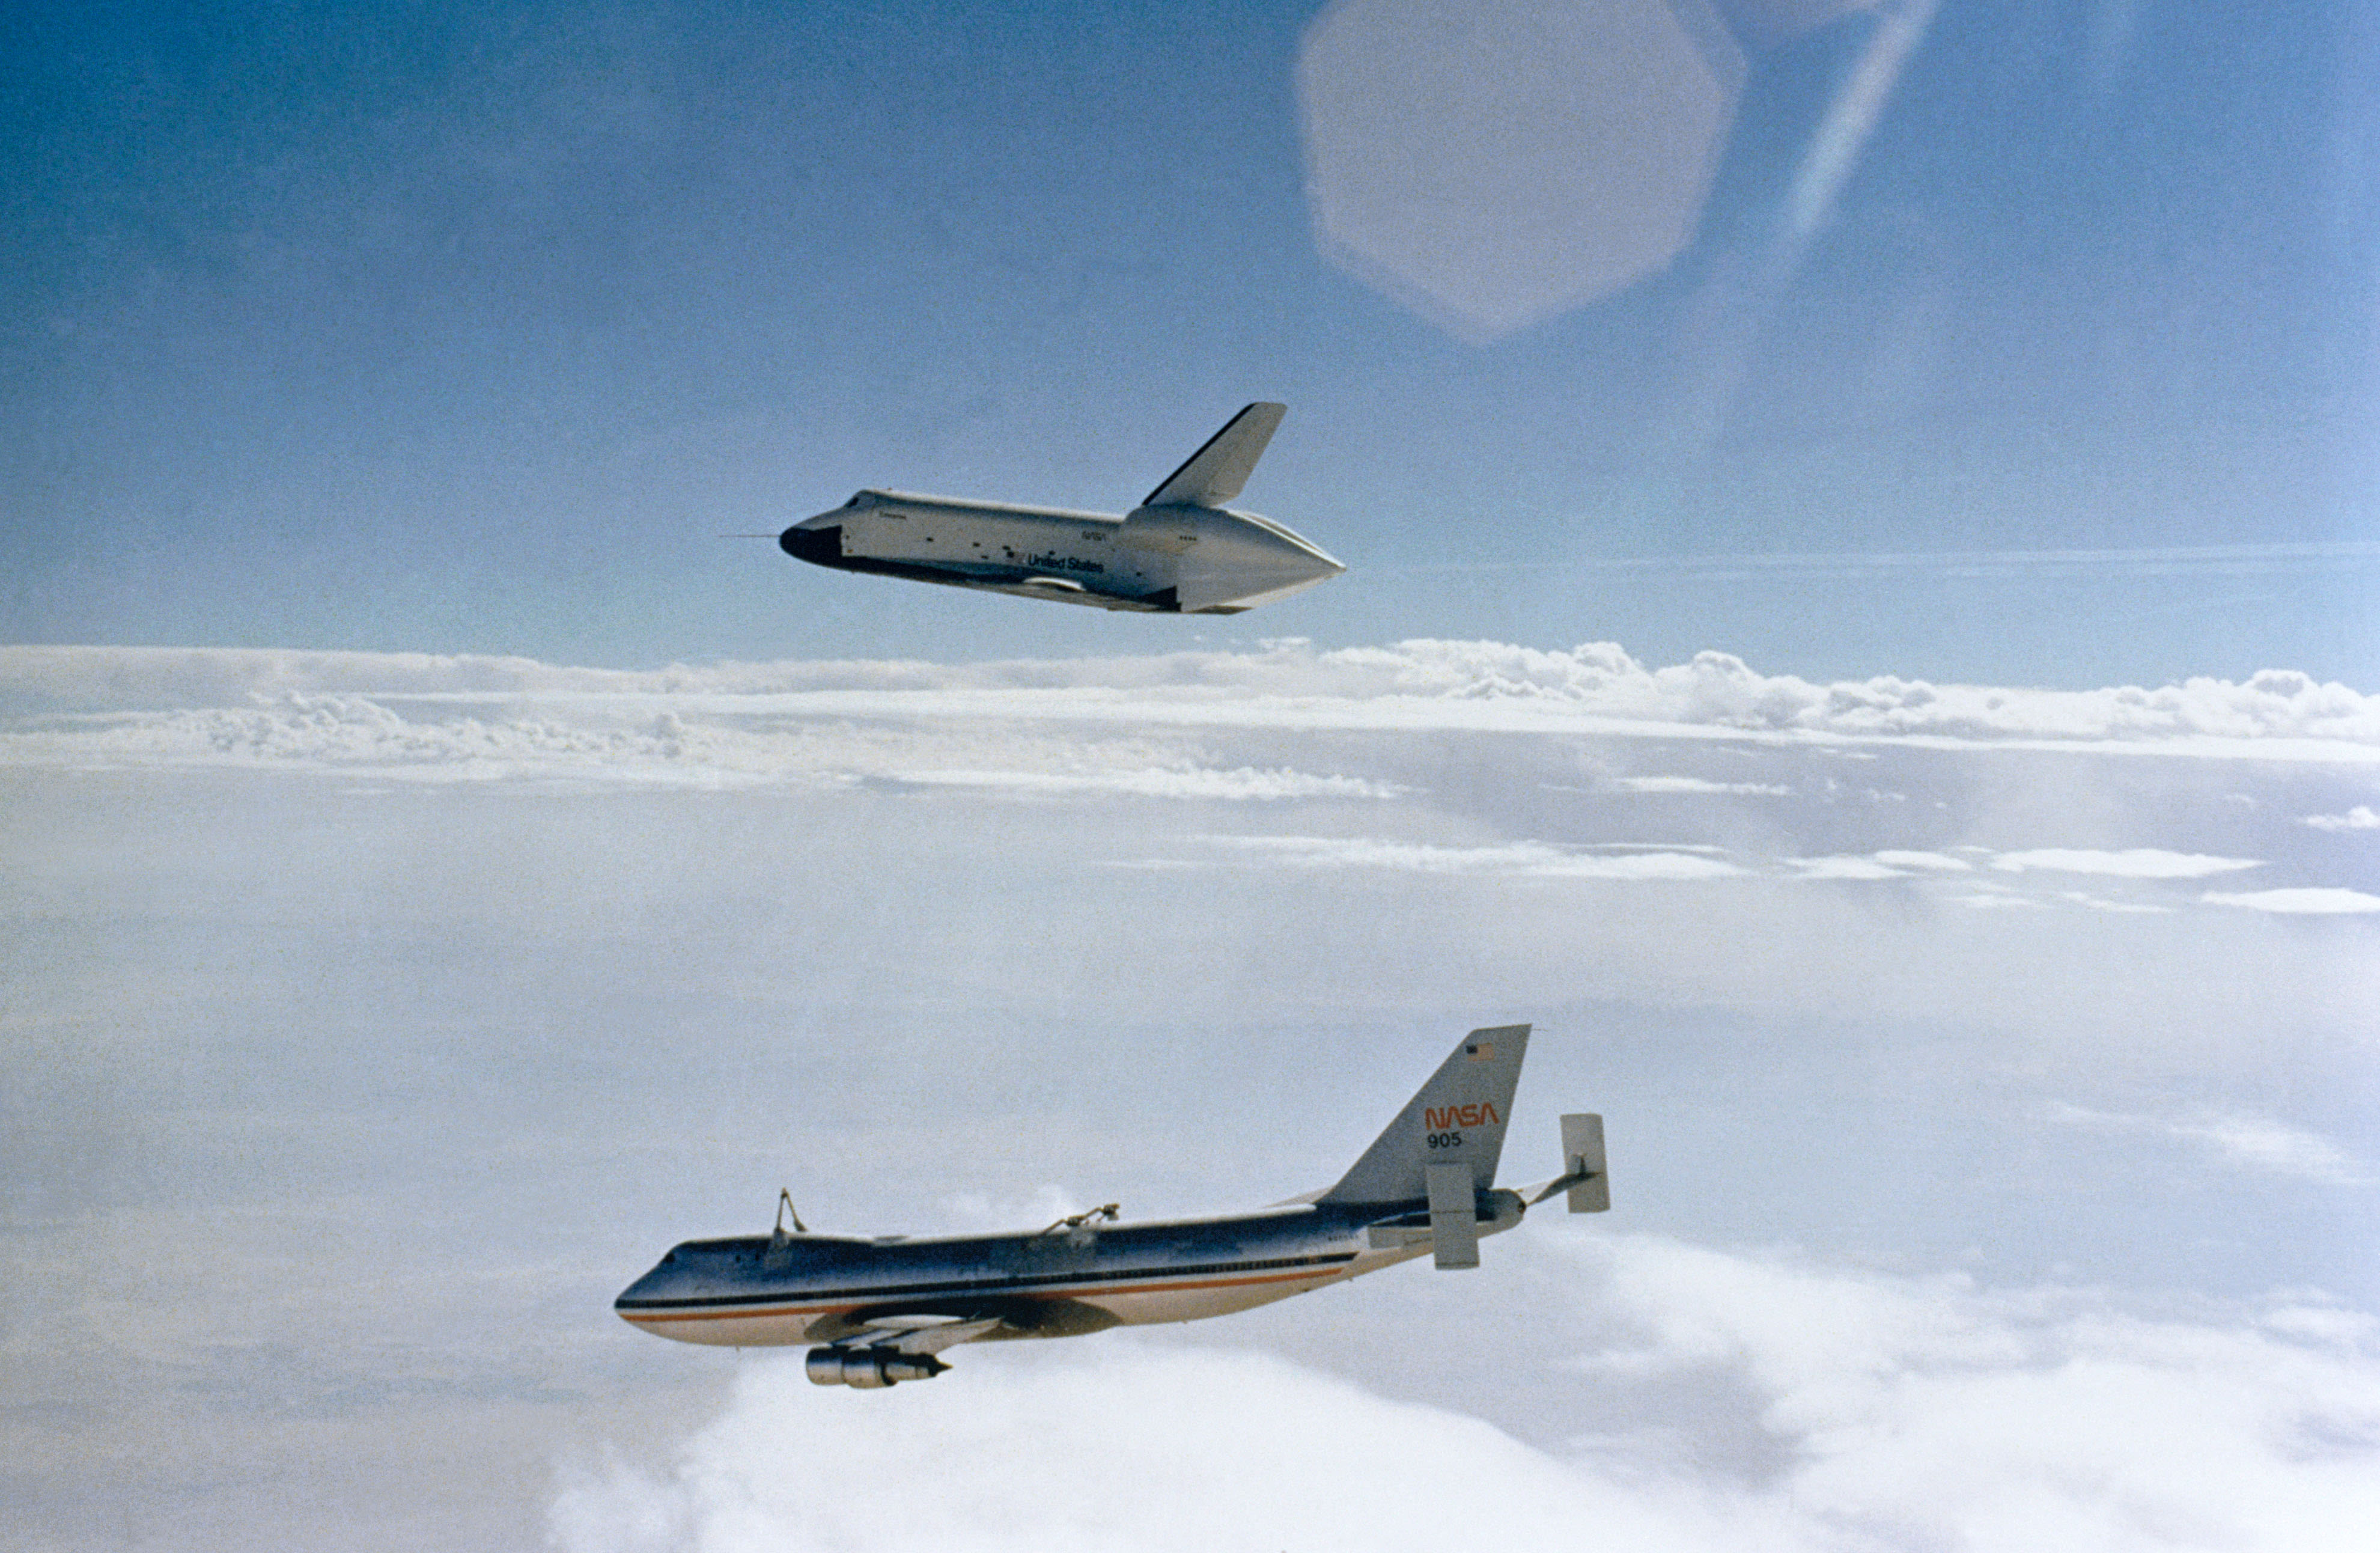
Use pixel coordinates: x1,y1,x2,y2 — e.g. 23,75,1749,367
805,1347,949,1388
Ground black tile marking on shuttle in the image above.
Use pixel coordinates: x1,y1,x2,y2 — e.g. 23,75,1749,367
779,523,1182,611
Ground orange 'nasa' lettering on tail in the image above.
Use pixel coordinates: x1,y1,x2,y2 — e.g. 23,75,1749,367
1423,1102,1500,1130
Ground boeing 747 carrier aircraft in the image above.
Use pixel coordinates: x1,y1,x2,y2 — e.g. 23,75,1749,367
616,1025,1608,1387
776,402,1344,614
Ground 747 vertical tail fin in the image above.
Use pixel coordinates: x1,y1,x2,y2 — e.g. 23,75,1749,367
1319,1025,1530,1210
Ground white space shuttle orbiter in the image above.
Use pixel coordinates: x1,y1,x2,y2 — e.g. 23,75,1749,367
778,403,1345,614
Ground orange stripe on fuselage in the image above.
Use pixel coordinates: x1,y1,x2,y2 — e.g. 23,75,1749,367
617,1263,1347,1325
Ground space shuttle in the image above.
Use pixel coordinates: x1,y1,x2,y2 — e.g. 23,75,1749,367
615,1024,1609,1387
778,403,1345,614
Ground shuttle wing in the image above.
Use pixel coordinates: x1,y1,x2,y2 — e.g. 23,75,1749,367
1143,402,1287,508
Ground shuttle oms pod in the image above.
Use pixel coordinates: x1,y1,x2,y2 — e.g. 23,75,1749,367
615,1025,1609,1386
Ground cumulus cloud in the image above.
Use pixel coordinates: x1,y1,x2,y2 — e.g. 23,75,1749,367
550,1235,2380,1553
2305,805,2380,832
2202,888,2380,915
1989,848,2265,879
554,1344,1752,1553
0,694,788,787
0,684,1402,802
2045,1103,2370,1185
1581,1236,2380,1549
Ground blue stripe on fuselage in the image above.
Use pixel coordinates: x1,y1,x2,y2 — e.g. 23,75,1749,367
616,1249,1358,1313
615,1204,1405,1316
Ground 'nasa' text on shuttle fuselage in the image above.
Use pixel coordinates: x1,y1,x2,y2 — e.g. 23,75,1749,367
778,403,1344,614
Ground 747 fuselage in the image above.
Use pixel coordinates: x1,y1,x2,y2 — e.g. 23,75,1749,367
616,1025,1610,1388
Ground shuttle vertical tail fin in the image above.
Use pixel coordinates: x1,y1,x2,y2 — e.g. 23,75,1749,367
1318,1025,1530,1208
1142,402,1286,508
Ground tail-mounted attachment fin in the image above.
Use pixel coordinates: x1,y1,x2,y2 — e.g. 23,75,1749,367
774,1188,808,1243
1425,1162,1481,1269
1525,1114,1610,1213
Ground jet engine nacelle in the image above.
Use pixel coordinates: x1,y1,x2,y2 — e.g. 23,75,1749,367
805,1347,949,1388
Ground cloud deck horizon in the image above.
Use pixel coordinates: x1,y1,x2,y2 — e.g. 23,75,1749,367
8,639,2376,919
5,638,2378,763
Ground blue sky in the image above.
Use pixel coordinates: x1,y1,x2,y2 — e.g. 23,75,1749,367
7,0,2375,683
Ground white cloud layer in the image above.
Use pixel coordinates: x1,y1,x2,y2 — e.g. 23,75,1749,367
8,644,2375,923
1988,848,2265,878
884,766,1404,801
1789,855,1908,879
550,1235,2380,1553
1872,849,1974,871
2305,805,2380,832
1609,775,1793,795
7,641,2379,766
8,642,2376,1549
2045,1103,2370,1185
1206,835,1748,879
2202,888,2380,914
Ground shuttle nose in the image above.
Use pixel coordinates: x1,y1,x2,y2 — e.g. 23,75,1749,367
779,520,842,566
